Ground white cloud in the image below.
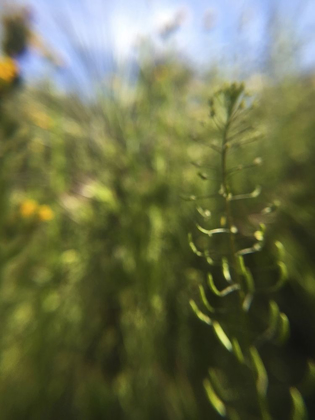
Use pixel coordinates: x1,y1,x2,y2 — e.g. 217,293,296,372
109,2,192,61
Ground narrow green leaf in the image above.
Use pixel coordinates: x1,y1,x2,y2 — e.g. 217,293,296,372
197,224,230,237
208,273,221,296
244,267,255,294
222,258,232,282
188,233,203,257
206,256,214,265
221,285,240,296
277,312,290,344
238,255,246,275
204,379,227,417
269,300,280,332
237,242,262,256
231,337,245,364
199,285,215,313
255,301,287,346
189,300,212,325
208,273,239,297
277,261,288,285
250,346,268,397
290,388,308,420
275,241,285,260
208,368,231,402
242,294,253,312
213,321,232,352
266,261,288,293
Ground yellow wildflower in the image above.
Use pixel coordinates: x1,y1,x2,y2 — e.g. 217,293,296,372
20,199,38,218
38,205,54,221
0,56,18,83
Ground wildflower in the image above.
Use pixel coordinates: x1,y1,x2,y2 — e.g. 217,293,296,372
0,56,18,83
38,205,54,221
20,199,38,218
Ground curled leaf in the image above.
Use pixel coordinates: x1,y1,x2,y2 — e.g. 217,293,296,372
197,224,230,237
264,261,288,293
208,273,240,297
199,285,215,313
188,233,203,257
189,300,212,325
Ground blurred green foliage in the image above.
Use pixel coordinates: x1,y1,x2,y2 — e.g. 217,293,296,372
0,7,315,418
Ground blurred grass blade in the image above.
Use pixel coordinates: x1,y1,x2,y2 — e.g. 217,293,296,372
222,257,232,283
290,388,308,420
213,321,232,352
203,378,227,417
199,285,215,313
250,346,268,397
231,337,245,364
188,233,203,257
189,300,212,325
277,312,290,344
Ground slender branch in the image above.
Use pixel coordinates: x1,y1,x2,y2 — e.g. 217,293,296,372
227,125,255,143
230,136,260,149
221,119,241,285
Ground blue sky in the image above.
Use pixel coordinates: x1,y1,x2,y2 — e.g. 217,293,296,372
12,0,315,90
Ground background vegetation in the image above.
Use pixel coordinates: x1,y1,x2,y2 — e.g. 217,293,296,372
0,3,314,419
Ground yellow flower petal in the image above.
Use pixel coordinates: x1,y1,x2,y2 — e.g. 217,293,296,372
20,199,38,218
38,205,54,221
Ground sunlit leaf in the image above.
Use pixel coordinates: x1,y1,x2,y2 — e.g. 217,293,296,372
213,321,232,352
231,337,245,364
204,379,227,417
199,285,215,313
189,300,212,325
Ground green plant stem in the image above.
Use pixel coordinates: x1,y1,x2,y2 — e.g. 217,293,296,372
221,120,240,286
221,110,271,420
